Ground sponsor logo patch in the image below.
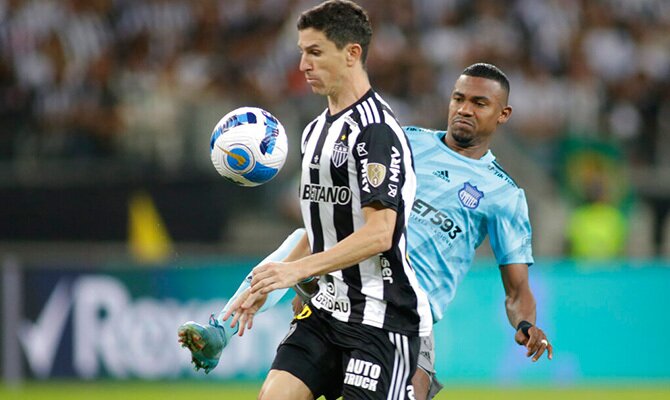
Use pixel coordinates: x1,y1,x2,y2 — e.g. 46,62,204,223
301,184,352,205
356,142,368,157
344,358,381,392
387,183,397,197
432,169,450,182
366,163,386,187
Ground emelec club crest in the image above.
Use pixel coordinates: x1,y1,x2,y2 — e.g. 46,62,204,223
458,182,484,209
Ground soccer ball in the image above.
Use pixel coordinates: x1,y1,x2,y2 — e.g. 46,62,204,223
209,107,288,187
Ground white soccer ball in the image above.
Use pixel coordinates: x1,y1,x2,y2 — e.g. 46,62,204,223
209,107,288,187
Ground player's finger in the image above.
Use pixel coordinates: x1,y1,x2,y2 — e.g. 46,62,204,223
250,275,272,293
514,330,528,346
260,281,280,294
229,309,243,329
532,340,547,362
546,342,554,360
237,313,248,336
222,302,241,321
241,291,261,309
525,335,539,357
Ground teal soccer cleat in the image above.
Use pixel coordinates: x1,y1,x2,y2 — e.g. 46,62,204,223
178,315,227,374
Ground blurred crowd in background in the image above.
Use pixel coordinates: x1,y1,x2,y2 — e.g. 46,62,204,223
1,0,669,259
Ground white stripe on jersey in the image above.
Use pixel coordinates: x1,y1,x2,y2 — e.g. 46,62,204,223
300,114,327,250
367,97,381,123
375,92,394,111
356,104,368,126
361,100,374,124
319,113,348,318
387,332,411,400
383,110,432,337
380,115,432,336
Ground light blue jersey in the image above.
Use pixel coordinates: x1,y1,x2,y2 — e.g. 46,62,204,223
405,126,534,323
215,127,534,338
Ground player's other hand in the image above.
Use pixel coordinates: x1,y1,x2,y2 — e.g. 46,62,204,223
516,325,553,362
222,288,267,337
250,261,303,294
291,294,305,315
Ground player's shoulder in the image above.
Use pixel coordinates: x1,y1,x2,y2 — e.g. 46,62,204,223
487,158,521,190
402,126,443,146
403,125,441,136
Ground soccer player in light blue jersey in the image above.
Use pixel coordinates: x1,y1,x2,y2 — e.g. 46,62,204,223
179,63,553,400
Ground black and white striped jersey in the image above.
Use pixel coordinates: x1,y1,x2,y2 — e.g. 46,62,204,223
299,89,432,337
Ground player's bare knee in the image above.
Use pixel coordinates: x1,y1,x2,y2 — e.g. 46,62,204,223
411,368,431,400
258,370,313,400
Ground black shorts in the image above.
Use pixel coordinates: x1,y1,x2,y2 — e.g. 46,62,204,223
271,305,420,400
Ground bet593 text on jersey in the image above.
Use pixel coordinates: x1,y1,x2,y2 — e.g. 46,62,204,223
299,90,432,337
404,126,534,323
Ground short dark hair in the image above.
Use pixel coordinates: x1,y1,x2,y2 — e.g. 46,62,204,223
461,63,510,97
297,0,372,63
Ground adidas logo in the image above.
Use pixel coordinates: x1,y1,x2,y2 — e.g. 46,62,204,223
432,170,450,182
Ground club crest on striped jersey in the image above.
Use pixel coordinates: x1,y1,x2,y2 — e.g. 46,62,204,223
331,142,348,168
458,182,484,209
367,163,386,187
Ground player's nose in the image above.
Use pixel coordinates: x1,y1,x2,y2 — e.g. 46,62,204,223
457,102,474,116
299,54,311,72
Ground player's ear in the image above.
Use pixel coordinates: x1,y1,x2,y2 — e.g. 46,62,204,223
498,105,512,125
346,43,363,66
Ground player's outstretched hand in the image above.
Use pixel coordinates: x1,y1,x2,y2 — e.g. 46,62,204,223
221,288,267,337
515,325,553,362
250,261,304,294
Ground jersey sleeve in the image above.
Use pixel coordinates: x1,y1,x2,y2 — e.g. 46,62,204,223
353,123,407,210
488,189,534,266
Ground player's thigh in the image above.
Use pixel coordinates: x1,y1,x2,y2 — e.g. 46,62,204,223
259,369,314,400
271,310,342,399
342,330,420,400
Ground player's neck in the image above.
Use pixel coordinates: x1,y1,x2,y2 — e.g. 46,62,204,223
327,73,371,115
443,134,489,160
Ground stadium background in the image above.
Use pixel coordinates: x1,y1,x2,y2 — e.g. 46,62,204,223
1,0,669,398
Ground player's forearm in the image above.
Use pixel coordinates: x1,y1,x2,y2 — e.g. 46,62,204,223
297,208,395,278
218,228,305,318
505,286,536,328
282,231,311,262
500,263,536,328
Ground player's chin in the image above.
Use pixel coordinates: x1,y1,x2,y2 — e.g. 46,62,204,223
310,85,326,95
450,128,476,144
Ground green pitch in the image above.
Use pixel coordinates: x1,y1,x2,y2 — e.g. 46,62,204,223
1,382,669,399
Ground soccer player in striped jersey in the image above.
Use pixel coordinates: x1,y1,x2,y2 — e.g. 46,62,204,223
178,35,551,400
179,1,429,399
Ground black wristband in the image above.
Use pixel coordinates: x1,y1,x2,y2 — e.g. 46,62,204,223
517,320,533,337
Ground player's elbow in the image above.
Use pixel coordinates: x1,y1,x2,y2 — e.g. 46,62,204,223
370,227,394,253
505,288,535,311
362,205,397,252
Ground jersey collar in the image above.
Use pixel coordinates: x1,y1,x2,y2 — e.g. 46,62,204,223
435,131,496,164
325,89,375,123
